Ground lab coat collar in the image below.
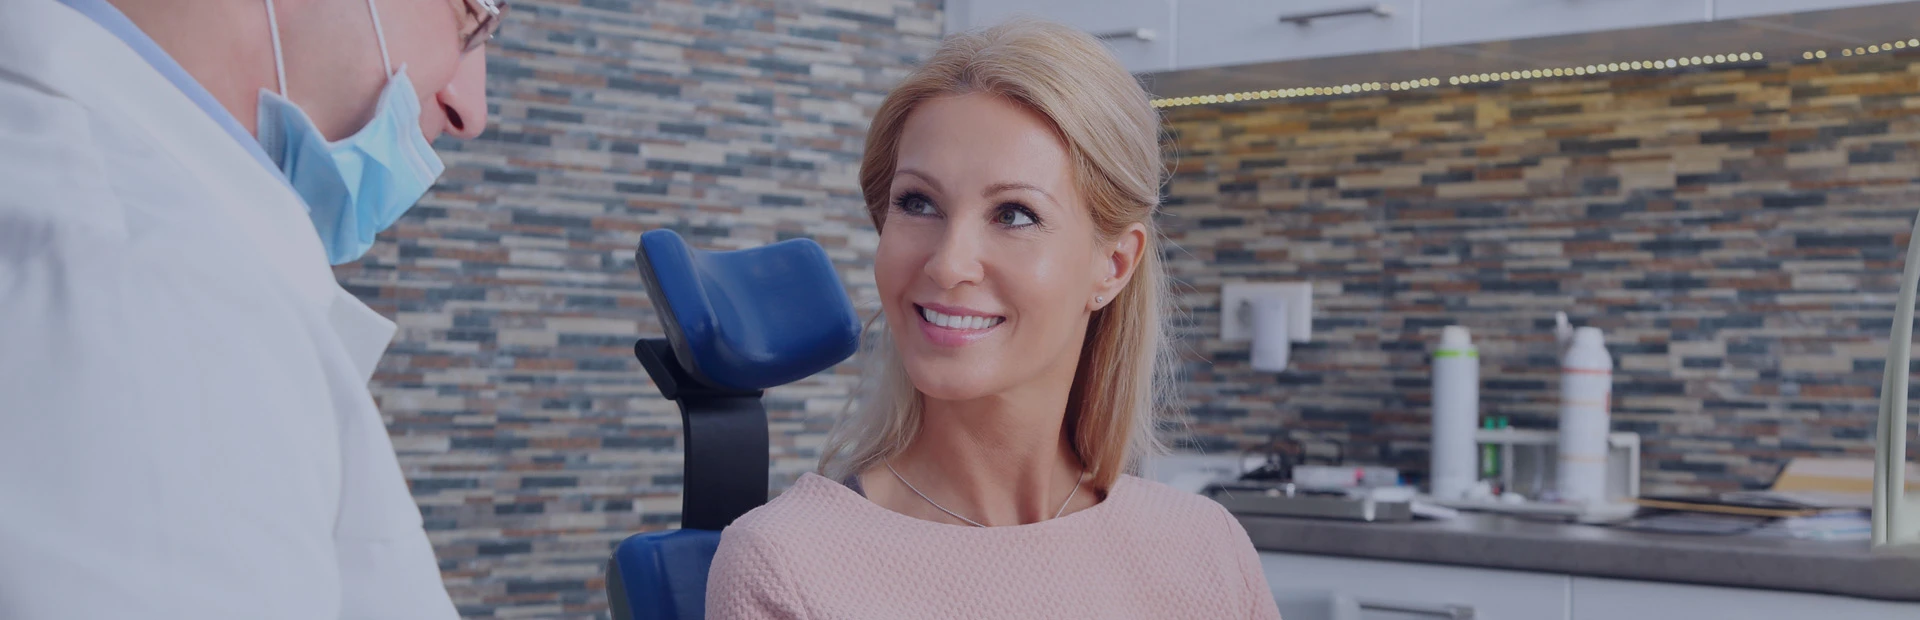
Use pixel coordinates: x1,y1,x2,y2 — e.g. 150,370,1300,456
51,0,283,178
1,0,398,383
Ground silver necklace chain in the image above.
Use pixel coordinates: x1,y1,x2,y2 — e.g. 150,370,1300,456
885,461,1084,528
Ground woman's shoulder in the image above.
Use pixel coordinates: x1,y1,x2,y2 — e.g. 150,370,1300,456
726,472,866,538
1112,474,1236,519
1108,475,1249,542
708,475,862,617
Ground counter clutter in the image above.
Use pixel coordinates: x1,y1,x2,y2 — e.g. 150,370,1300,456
1239,511,1920,601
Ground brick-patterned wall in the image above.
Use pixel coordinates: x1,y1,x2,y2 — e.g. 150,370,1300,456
1161,53,1920,498
331,1,940,616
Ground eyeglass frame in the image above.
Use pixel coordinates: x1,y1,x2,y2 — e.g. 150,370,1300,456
458,0,507,54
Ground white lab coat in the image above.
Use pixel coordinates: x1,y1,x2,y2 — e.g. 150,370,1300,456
0,0,458,618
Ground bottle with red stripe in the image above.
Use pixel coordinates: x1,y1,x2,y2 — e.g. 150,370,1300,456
1557,326,1614,505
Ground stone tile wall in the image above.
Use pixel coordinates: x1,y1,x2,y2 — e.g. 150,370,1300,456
1160,52,1920,498
330,0,939,616
326,2,1920,614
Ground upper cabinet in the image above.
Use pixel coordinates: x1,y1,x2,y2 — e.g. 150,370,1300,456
1177,0,1422,71
1422,0,1709,48
945,0,1177,73
942,0,1920,77
1714,0,1912,20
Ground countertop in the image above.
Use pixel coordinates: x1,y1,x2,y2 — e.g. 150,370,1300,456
1236,511,1920,601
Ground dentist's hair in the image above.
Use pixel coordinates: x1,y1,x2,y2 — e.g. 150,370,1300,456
818,18,1173,491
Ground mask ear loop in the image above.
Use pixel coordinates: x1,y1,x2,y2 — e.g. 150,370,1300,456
264,0,288,95
365,0,395,76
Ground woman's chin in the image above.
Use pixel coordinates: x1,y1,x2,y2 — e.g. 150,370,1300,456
902,363,1002,403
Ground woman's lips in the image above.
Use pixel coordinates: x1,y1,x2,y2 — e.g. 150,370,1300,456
914,303,1005,347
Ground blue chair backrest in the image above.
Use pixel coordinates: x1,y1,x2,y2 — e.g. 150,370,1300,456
607,530,722,620
608,229,860,620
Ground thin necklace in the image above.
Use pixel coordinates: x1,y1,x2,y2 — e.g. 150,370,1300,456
886,461,1084,528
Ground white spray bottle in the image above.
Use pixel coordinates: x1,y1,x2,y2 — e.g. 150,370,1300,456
1557,321,1614,505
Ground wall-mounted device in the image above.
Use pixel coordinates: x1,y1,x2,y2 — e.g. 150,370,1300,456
1222,282,1313,372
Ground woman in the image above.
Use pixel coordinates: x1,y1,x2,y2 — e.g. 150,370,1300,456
706,18,1282,619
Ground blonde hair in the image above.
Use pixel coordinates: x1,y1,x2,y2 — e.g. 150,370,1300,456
817,18,1174,491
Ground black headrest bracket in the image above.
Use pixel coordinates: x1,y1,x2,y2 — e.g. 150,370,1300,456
635,338,769,531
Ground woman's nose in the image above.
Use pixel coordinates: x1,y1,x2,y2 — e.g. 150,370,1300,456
922,222,986,290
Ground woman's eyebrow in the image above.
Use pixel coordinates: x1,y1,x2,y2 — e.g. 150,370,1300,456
898,168,1060,207
897,168,945,195
985,182,1059,207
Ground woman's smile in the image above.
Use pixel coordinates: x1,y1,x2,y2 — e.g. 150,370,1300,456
914,302,1007,347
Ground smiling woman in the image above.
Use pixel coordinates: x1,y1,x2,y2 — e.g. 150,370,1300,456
703,18,1283,619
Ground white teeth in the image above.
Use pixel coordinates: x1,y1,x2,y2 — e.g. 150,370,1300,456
920,306,1000,330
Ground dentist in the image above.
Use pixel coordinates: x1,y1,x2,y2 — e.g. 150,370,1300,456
0,0,500,617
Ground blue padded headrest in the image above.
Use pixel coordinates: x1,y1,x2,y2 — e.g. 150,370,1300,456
637,229,861,392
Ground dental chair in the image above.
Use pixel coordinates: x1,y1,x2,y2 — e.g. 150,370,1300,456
604,229,861,620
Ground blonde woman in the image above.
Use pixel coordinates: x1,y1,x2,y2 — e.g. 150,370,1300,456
706,19,1282,619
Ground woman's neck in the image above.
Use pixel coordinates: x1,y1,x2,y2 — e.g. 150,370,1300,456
880,386,1092,526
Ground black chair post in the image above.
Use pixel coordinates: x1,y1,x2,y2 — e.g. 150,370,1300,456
633,338,768,531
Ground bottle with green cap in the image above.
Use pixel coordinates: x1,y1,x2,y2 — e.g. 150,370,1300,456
1431,325,1479,500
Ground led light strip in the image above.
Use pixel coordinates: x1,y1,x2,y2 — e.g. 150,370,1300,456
1810,37,1920,59
1154,49,1784,109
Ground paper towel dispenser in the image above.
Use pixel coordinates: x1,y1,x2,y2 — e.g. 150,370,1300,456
1222,282,1312,372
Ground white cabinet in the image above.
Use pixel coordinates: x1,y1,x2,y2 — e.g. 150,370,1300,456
942,0,1920,77
1569,577,1918,620
1421,0,1710,47
1260,552,1572,620
1714,0,1913,20
1176,0,1422,71
944,0,1176,73
1260,552,1920,620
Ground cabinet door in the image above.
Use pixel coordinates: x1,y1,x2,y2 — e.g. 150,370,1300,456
1570,577,1920,620
947,0,1176,73
1261,552,1572,620
1422,0,1711,47
1714,0,1912,19
1176,0,1422,71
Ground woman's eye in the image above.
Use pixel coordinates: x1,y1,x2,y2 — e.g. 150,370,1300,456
892,192,937,217
994,204,1037,228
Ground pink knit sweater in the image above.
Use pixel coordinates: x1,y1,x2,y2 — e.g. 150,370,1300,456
706,472,1284,619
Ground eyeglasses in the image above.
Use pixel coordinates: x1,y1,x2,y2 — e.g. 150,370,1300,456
458,0,508,54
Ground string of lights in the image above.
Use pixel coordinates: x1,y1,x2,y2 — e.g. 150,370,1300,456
1149,41,1913,109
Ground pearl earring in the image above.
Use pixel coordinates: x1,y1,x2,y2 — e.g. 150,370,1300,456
1095,296,1105,304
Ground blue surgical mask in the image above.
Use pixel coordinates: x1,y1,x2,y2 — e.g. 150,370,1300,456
255,0,446,265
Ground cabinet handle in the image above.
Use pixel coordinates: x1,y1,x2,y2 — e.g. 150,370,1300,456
1278,3,1392,26
1354,598,1476,619
1092,28,1157,42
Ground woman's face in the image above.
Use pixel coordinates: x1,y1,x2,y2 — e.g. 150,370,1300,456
874,93,1123,403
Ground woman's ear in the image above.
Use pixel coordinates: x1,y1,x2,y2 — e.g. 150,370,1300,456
1090,223,1148,311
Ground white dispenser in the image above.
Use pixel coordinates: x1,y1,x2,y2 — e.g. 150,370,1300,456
1557,326,1613,505
1221,282,1313,373
1246,295,1293,372
1430,326,1479,500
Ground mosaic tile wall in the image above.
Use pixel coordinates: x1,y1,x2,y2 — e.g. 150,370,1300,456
1160,53,1920,499
321,2,1920,613
329,1,939,616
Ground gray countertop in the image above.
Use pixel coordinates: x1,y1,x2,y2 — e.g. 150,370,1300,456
1236,511,1920,601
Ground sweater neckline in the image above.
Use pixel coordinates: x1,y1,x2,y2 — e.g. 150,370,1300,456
794,471,1131,532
